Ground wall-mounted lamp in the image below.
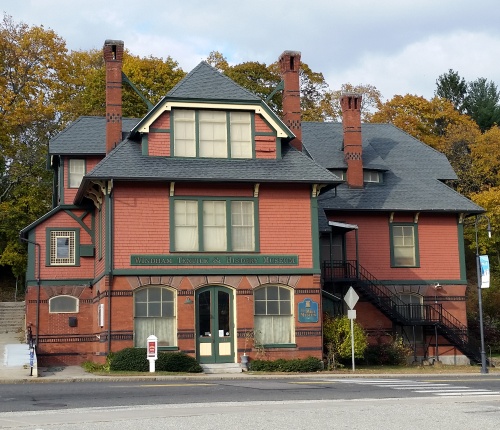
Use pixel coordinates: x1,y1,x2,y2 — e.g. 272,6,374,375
434,283,442,290
184,297,193,305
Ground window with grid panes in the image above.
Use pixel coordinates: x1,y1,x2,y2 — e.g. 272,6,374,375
134,287,176,348
391,224,417,267
50,231,76,265
254,286,293,345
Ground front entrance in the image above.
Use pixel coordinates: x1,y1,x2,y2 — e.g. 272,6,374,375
196,286,235,364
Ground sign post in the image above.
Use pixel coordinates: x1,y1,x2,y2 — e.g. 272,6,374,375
344,287,359,372
147,335,158,373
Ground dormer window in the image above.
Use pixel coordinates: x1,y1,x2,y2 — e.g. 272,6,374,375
363,170,382,183
173,109,252,159
330,170,346,181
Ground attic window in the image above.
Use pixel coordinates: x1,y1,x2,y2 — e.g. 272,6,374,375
363,170,382,183
172,109,252,159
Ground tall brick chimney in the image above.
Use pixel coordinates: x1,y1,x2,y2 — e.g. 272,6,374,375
103,40,124,154
341,93,363,188
279,51,302,151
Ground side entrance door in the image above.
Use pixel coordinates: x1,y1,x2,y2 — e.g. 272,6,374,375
196,286,234,364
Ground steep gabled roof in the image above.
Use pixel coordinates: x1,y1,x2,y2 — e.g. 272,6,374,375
75,139,340,204
49,117,141,155
166,62,262,101
303,122,482,214
131,62,292,139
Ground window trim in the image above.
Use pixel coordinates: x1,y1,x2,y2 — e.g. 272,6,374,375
49,295,79,313
253,285,295,347
170,197,259,253
363,170,382,183
133,286,177,348
390,223,420,268
68,159,86,189
171,109,255,159
46,228,80,266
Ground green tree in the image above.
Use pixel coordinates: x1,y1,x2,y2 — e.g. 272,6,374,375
435,69,467,113
323,314,367,369
463,78,500,132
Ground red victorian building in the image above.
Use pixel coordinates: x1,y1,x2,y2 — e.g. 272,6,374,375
21,40,482,367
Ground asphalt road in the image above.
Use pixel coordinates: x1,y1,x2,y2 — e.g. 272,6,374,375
1,377,500,430
0,375,499,413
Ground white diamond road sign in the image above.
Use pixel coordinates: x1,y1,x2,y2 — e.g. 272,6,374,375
344,287,359,310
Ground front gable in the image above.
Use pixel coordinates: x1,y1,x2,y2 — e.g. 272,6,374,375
131,62,292,160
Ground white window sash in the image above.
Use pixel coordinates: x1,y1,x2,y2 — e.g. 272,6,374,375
174,200,198,251
174,110,196,157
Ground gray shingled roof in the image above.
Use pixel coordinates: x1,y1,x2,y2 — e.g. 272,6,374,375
49,117,141,155
166,62,262,101
78,139,339,192
302,122,482,215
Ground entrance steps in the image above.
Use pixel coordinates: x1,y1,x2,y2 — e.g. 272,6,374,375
0,302,25,335
201,363,243,374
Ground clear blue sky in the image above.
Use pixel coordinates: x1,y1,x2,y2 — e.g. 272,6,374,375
3,0,500,101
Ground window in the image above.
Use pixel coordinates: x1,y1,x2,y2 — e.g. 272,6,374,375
330,170,346,180
134,287,176,348
254,285,293,345
391,224,419,267
173,109,252,159
69,159,85,188
50,230,76,265
363,170,381,183
173,199,255,252
49,295,78,313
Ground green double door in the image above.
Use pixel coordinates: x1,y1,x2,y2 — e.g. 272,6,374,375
196,286,234,364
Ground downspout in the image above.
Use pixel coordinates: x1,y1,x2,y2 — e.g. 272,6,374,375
19,237,41,346
106,180,114,353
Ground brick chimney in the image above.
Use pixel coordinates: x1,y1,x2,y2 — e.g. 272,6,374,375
341,93,363,188
103,40,124,154
279,51,302,151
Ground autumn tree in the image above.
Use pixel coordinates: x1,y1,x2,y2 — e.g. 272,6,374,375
68,49,186,119
0,14,72,280
206,51,334,121
330,83,382,122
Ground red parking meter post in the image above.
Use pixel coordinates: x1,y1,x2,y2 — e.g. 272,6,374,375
147,335,158,373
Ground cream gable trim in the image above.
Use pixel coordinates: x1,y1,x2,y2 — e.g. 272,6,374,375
136,101,290,138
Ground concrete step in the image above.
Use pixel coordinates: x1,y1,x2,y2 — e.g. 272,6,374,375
0,302,25,334
200,363,243,374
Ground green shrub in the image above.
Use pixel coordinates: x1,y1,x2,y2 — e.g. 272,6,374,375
362,337,412,365
156,352,203,373
248,356,323,372
323,314,368,370
109,347,149,372
109,348,203,373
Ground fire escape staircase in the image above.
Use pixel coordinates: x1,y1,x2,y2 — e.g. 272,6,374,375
322,260,486,365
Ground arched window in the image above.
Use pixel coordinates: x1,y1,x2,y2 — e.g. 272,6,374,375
49,295,79,313
134,287,176,348
254,285,294,345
